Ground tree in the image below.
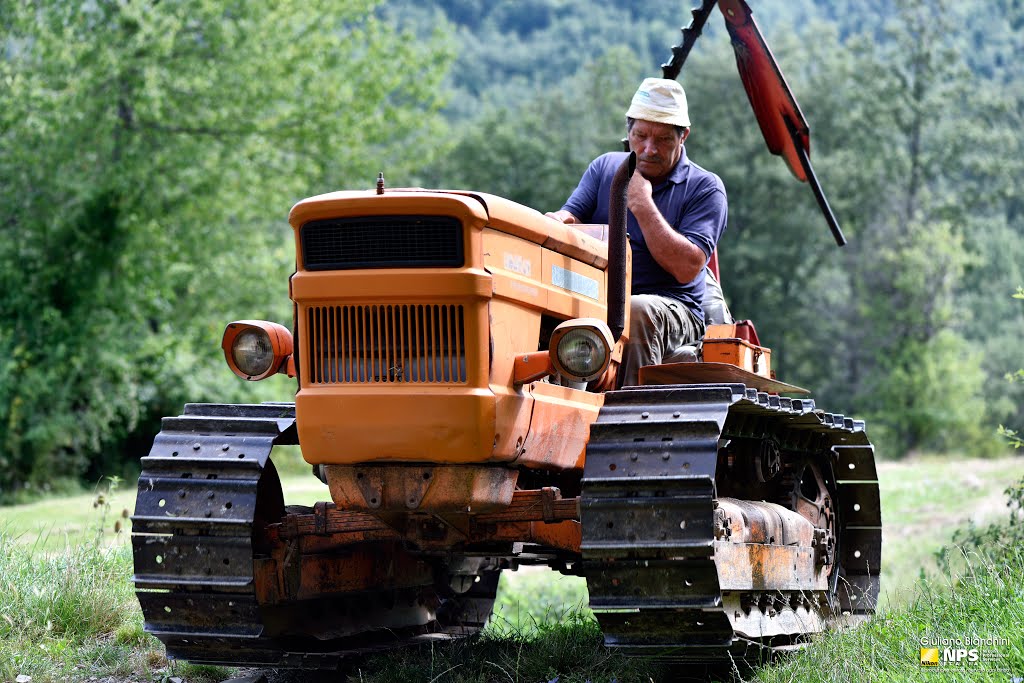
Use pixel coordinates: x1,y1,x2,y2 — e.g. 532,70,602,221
999,289,1024,449
0,0,452,495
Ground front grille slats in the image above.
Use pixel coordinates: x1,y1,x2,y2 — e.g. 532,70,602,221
307,304,467,385
301,216,464,270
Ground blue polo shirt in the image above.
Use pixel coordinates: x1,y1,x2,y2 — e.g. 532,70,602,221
560,149,727,324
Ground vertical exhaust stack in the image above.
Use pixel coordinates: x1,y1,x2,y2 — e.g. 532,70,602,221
607,152,636,342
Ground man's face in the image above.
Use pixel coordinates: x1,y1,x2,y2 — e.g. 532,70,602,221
628,120,687,181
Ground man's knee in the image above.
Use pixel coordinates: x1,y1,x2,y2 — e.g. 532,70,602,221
629,295,663,333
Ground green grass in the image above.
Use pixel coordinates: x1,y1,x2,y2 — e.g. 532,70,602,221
0,530,161,682
0,477,136,552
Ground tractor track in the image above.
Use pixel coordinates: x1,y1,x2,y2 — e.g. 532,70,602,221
580,383,880,665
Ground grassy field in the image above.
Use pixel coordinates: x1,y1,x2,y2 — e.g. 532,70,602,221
874,456,1024,604
2,453,1024,681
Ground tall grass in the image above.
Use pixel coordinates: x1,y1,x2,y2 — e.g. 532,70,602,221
0,529,156,682
0,479,230,682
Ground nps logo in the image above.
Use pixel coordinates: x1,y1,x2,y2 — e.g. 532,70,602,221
919,646,982,666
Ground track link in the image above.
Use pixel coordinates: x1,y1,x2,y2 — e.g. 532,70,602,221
580,383,880,663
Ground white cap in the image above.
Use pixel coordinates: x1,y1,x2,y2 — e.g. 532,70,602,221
625,78,690,128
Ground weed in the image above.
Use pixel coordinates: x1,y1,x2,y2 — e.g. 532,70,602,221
935,476,1024,573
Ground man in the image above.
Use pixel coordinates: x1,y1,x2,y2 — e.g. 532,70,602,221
546,78,727,387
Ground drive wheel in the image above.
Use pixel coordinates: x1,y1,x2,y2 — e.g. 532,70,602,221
779,456,840,590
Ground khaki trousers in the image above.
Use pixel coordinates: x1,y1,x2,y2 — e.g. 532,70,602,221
618,294,704,388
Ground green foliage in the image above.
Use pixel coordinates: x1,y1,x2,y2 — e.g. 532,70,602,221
418,46,644,210
491,569,590,633
998,289,1024,448
0,1,452,494
936,477,1024,573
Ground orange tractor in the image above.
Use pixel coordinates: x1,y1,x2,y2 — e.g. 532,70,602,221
132,0,880,669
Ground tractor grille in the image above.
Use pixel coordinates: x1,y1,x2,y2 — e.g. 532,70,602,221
301,216,464,270
306,304,467,384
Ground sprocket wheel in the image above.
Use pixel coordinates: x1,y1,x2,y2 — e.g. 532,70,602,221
778,457,838,577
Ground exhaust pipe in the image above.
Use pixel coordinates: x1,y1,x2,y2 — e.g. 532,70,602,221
607,152,636,341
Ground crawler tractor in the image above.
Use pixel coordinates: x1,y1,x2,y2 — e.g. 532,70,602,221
132,0,881,670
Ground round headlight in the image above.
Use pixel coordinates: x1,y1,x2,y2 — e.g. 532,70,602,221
555,328,608,379
232,328,275,377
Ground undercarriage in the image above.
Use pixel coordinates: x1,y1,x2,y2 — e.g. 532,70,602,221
132,384,879,669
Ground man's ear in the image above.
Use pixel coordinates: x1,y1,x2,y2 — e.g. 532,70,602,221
680,128,691,144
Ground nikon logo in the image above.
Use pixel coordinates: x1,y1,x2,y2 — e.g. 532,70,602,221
920,648,939,666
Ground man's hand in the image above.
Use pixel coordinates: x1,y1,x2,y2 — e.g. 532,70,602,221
626,172,654,214
545,210,579,224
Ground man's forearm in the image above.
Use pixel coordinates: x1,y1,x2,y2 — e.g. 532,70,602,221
630,201,707,283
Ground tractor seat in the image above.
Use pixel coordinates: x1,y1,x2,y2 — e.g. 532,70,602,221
662,267,733,364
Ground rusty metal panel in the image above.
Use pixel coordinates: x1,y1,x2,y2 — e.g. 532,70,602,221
137,591,263,638
584,427,720,485
133,476,260,535
713,542,826,591
133,535,254,590
594,608,733,649
156,635,290,666
581,493,715,559
722,593,827,639
143,428,281,472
